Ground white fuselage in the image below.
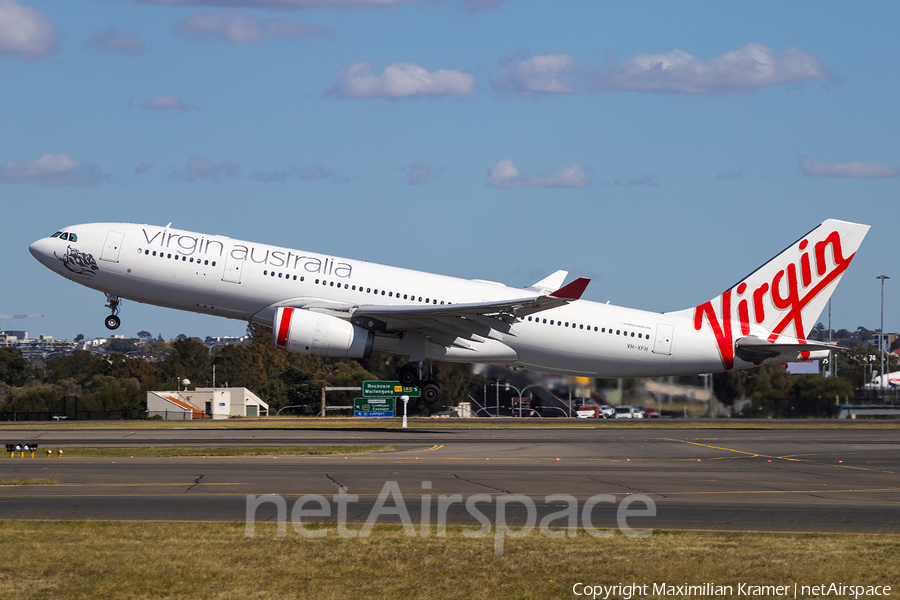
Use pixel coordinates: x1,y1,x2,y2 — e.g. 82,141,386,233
29,222,757,378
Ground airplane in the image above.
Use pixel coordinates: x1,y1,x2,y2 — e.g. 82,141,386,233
29,219,869,403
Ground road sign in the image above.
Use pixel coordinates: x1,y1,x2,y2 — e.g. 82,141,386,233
353,397,395,417
362,380,421,398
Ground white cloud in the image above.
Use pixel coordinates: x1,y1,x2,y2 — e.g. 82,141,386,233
487,159,590,189
0,153,108,187
172,155,239,182
799,156,899,179
716,169,744,180
0,0,58,62
593,44,829,95
491,54,580,98
174,11,329,43
139,95,198,111
405,161,436,185
87,28,147,56
493,45,829,98
328,60,475,99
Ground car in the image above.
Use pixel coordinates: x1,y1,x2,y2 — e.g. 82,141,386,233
614,406,633,419
599,404,615,418
644,408,660,418
631,406,645,419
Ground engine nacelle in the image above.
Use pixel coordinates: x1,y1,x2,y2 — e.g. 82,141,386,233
273,307,374,358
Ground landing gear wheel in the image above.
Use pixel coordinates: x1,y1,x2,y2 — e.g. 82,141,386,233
399,364,419,387
421,381,440,404
105,315,121,330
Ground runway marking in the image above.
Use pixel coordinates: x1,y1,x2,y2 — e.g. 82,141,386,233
4,487,898,499
0,482,241,488
662,438,896,474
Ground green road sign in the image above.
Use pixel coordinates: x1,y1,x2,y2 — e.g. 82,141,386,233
353,397,395,417
362,380,421,398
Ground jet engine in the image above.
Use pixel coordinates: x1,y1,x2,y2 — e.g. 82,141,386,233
273,307,374,358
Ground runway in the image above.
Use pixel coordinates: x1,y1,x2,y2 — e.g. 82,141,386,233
1,426,898,534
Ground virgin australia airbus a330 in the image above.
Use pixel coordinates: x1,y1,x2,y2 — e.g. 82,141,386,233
29,219,869,402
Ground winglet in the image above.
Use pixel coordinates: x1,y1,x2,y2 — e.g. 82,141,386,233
550,277,590,300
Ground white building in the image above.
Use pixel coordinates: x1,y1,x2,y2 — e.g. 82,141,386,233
147,387,269,420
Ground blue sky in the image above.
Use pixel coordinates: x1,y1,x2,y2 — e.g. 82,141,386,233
2,0,897,341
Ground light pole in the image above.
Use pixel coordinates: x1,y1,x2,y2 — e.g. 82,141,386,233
877,275,889,387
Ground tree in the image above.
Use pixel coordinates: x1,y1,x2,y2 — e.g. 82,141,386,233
137,331,153,343
46,351,110,387
158,337,211,388
0,347,32,387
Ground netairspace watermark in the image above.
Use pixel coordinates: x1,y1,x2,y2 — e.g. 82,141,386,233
245,480,656,555
572,582,893,599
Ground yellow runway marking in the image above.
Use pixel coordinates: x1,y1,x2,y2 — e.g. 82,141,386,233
662,438,896,474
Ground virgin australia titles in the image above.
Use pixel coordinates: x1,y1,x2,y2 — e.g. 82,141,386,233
245,481,656,555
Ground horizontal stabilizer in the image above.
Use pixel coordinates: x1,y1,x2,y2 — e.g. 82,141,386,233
526,270,568,293
734,335,835,362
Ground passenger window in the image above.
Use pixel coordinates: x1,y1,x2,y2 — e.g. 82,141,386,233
403,294,408,299
631,332,635,337
205,260,209,266
550,320,554,325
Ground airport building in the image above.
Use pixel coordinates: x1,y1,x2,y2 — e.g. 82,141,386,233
147,387,269,420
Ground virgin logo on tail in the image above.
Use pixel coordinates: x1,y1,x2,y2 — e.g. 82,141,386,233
694,224,864,370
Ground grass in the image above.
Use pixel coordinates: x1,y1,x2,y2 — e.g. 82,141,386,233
0,478,57,486
0,521,896,600
33,445,391,458
1,417,898,431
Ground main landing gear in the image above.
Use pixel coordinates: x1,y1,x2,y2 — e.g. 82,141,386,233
399,362,440,404
104,293,121,330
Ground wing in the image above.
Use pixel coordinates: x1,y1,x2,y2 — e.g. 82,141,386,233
347,277,590,344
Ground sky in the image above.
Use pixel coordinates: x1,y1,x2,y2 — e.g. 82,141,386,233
1,0,898,342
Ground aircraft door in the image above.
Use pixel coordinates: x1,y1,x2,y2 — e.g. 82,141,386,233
652,323,674,355
222,252,243,283
100,231,126,263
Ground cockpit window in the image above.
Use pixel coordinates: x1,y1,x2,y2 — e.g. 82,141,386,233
51,232,62,238
52,232,77,242
69,233,77,242
60,233,69,240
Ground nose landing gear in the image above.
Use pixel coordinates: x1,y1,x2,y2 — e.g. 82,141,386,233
104,294,121,330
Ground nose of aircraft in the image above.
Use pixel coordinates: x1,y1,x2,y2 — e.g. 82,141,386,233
29,237,56,269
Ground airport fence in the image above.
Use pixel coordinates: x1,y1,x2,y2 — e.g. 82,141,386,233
0,410,149,422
